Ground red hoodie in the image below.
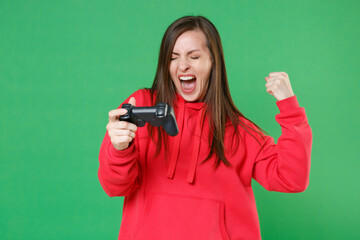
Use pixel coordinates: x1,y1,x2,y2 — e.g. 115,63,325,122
98,89,312,240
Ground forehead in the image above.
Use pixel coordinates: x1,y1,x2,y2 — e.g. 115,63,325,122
173,30,208,52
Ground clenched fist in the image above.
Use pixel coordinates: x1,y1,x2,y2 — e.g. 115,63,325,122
106,97,138,151
265,72,294,101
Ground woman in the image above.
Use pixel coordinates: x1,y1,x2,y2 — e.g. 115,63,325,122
98,16,312,240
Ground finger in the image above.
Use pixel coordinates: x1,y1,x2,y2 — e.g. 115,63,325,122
266,83,278,93
128,97,136,106
107,121,138,132
110,129,136,139
266,87,274,95
109,108,128,122
269,72,288,78
265,81,279,88
265,75,285,82
266,75,286,83
265,77,278,86
111,135,133,144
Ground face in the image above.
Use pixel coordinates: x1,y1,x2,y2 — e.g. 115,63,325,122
169,30,212,102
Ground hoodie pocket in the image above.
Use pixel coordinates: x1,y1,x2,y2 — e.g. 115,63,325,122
134,192,230,240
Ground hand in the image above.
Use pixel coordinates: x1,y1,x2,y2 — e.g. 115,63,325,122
106,97,137,150
265,72,294,101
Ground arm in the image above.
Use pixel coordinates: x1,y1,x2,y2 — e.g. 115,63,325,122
98,94,141,197
252,95,312,192
252,72,312,192
98,131,140,197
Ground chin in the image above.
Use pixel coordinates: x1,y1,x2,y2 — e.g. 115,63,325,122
184,96,200,102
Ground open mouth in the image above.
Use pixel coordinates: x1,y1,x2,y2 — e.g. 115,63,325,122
179,75,196,93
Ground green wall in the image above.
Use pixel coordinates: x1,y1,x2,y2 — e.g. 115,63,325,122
1,0,359,239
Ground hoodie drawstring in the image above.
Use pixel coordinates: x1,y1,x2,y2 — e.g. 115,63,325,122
187,107,205,184
167,100,185,179
167,97,205,184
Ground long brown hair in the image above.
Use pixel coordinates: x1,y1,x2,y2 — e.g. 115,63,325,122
148,16,265,167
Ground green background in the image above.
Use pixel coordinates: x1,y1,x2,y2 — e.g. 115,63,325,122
1,0,359,239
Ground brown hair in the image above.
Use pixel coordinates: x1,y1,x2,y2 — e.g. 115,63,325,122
148,16,265,167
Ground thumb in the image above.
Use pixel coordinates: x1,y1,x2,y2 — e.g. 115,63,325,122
128,97,136,106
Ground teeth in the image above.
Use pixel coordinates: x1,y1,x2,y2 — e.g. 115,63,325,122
179,76,195,81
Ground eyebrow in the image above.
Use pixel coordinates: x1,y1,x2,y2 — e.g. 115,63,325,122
172,49,201,55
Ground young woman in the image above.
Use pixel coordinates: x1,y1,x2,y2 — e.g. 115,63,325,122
98,16,312,240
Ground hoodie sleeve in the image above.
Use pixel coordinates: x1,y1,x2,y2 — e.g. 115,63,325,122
252,96,312,193
97,90,143,197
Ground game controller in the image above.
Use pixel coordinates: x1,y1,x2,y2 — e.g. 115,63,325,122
119,103,179,136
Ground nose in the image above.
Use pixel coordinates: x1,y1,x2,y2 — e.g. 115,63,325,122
178,58,190,72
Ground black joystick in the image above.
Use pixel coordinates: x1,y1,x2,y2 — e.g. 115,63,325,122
119,103,179,136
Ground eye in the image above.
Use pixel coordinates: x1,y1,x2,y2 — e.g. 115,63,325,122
170,57,177,61
191,56,200,60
